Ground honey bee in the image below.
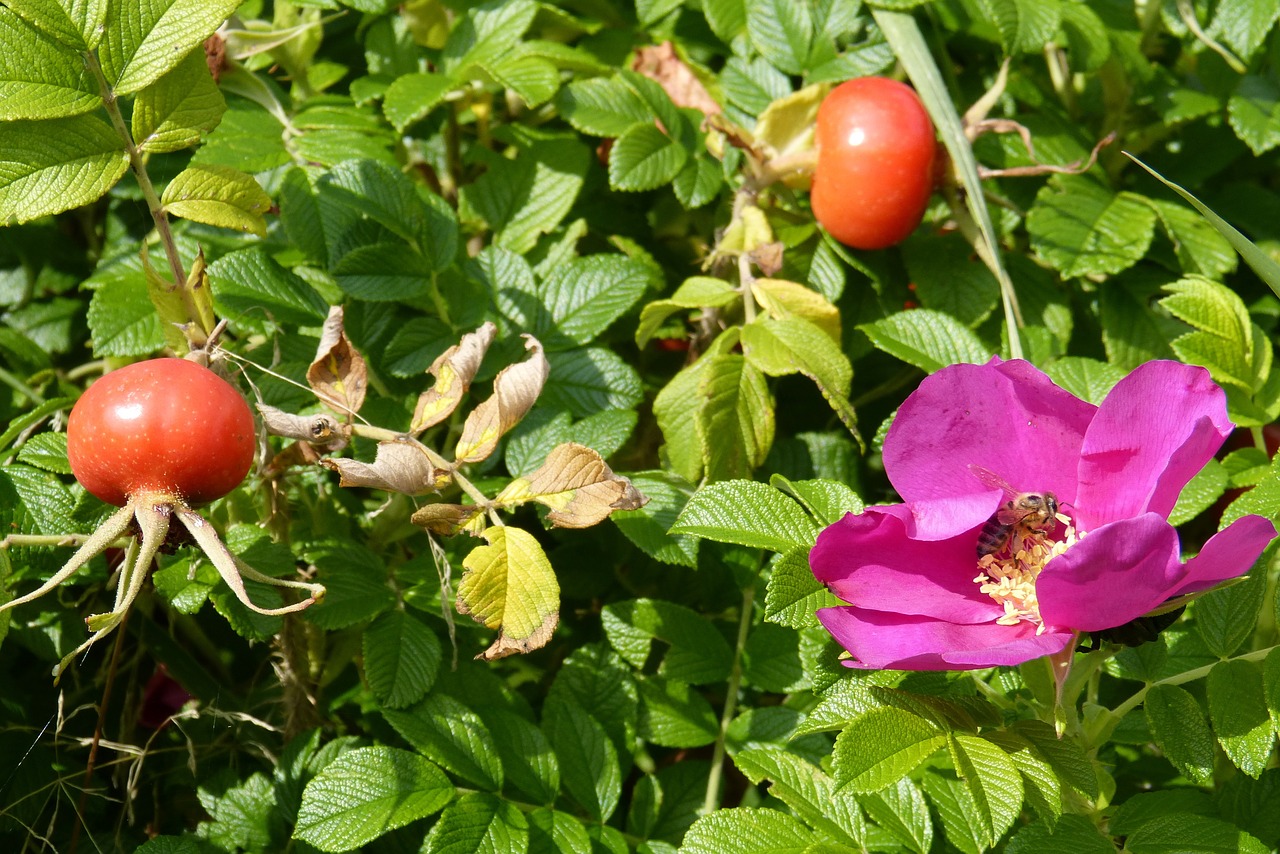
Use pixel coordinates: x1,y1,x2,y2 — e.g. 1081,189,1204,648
968,465,1060,558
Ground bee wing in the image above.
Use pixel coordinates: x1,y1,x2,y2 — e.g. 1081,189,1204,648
967,464,1017,500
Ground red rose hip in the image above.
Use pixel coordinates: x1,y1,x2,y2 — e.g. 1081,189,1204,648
67,358,256,506
811,77,938,250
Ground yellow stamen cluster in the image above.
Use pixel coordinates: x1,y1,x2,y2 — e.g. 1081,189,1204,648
974,523,1083,634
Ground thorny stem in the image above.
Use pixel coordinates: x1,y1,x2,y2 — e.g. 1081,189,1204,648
84,52,188,291
703,579,756,815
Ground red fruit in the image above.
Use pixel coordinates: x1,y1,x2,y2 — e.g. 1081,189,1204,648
67,359,255,507
811,77,938,250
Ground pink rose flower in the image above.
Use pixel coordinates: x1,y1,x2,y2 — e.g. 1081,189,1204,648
809,359,1276,670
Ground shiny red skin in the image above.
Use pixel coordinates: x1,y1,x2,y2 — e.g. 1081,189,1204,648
811,77,938,250
67,359,255,507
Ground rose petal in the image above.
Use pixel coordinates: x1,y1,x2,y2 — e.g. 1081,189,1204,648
1075,361,1231,529
1171,514,1276,597
810,506,1001,624
1037,513,1182,632
884,359,1095,507
817,607,1074,670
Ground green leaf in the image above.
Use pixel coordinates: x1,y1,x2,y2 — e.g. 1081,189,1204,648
858,308,991,373
15,431,70,475
3,0,108,50
734,747,865,847
481,708,559,805
671,479,818,552
383,71,450,132
1026,176,1157,278
1147,197,1238,279
947,734,1024,846
362,610,442,709
980,729,1062,823
545,642,639,740
636,276,739,349
1169,459,1229,527
1228,75,1280,155
746,0,813,75
681,807,816,854
293,746,454,851
528,808,592,854
460,138,590,254
611,471,700,568
601,598,733,684
1145,684,1216,785
331,242,434,302
1195,563,1265,658
207,246,329,329
742,623,807,693
1042,356,1125,405
923,774,988,854
458,526,559,660
833,707,947,793
742,316,857,438
486,51,559,108
1213,0,1280,62
635,674,717,747
301,544,397,630
85,255,165,356
771,476,863,527
542,347,643,417
905,234,1001,328
1127,156,1280,300
1004,815,1116,854
543,697,622,822
1207,659,1274,778
672,154,724,210
1160,276,1263,394
98,0,242,95
132,51,225,154
555,76,654,138
0,7,97,120
382,693,505,791
0,115,128,225
161,164,271,237
861,776,934,854
422,792,529,854
1125,813,1270,854
698,354,775,481
441,0,537,79
608,121,689,192
764,549,840,630
530,254,655,347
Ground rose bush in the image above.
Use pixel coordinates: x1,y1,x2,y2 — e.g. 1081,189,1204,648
810,359,1276,670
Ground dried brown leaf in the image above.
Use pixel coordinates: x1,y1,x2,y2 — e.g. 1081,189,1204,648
308,305,368,416
319,440,448,495
410,502,488,537
454,334,549,463
496,442,647,528
477,611,558,661
632,41,721,118
257,403,349,448
411,322,497,434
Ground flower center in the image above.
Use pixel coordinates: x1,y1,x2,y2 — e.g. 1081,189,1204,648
973,521,1082,633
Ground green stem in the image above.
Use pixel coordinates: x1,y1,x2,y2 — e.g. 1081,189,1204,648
703,580,756,815
0,365,44,404
84,51,188,291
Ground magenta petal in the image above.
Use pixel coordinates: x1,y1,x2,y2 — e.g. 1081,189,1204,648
1171,514,1276,597
1037,513,1181,632
817,607,1074,670
1075,361,1231,529
883,359,1095,507
810,507,1000,624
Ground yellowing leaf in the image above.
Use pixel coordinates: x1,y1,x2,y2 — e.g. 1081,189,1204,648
161,163,272,237
308,305,368,416
458,526,559,661
411,321,496,434
496,442,647,528
142,244,216,350
320,440,449,495
753,82,830,189
454,334,549,463
751,278,841,343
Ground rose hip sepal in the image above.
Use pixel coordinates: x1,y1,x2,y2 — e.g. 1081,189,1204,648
809,359,1276,671
0,358,324,680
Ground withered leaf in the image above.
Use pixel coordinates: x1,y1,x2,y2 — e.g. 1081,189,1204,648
411,322,497,434
632,41,721,118
308,305,368,416
257,403,349,448
457,526,560,661
319,440,449,495
454,334,550,463
410,502,488,537
496,442,647,528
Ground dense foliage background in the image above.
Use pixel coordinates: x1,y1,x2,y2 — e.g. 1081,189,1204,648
3,0,1280,851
